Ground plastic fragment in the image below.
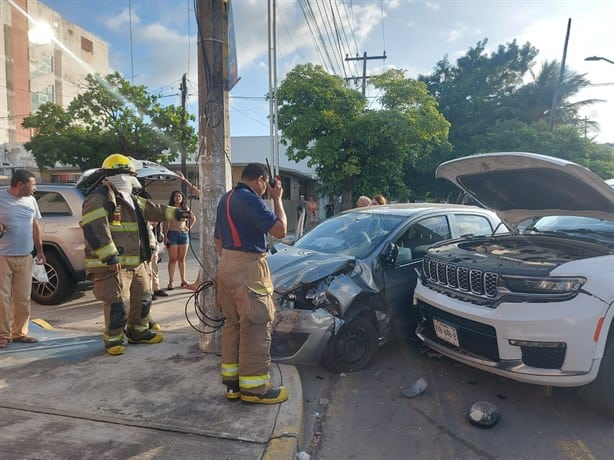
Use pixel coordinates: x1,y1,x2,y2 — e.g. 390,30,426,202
468,401,501,428
402,377,428,398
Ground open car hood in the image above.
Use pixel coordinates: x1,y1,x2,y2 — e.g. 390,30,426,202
437,152,614,229
77,158,179,195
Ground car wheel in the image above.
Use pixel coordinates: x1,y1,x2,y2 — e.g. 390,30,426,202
323,316,378,373
31,251,76,305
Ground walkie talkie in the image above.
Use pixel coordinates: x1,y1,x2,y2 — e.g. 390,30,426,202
265,158,276,187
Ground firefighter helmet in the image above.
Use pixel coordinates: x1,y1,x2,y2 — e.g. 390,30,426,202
101,154,136,176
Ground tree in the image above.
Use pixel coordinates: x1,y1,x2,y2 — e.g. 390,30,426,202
419,39,538,155
22,72,197,170
506,60,601,130
277,64,449,209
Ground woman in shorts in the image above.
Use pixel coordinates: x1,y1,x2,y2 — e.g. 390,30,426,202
163,190,195,290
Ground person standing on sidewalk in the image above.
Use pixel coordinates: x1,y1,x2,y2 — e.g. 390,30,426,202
163,190,195,290
82,154,191,356
214,163,288,404
0,169,45,349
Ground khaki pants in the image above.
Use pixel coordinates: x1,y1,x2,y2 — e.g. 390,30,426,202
92,262,152,345
150,247,160,292
0,255,33,340
217,249,275,395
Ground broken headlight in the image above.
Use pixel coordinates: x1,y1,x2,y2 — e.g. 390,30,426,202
498,275,586,295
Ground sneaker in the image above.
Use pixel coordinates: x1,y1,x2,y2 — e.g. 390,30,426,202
154,290,169,297
105,344,125,356
127,330,164,344
149,320,161,331
225,382,241,401
240,386,289,404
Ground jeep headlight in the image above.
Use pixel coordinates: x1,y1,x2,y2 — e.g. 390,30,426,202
499,276,586,295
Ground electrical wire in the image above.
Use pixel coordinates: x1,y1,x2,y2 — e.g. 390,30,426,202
183,279,224,334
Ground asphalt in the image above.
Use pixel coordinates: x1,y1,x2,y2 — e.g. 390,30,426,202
0,320,303,459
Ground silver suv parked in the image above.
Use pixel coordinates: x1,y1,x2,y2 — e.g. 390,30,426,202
33,184,87,304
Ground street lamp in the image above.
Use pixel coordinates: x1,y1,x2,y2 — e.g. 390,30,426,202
585,56,614,65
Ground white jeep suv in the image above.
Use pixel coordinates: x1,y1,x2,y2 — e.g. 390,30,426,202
413,152,614,413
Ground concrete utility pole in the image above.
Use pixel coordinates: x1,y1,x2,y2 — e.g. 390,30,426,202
549,18,571,130
180,73,188,196
345,52,387,95
197,0,231,353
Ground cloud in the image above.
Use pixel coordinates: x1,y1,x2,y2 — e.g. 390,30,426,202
102,8,139,32
424,1,440,12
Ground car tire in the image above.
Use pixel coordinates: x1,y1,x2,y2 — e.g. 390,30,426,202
322,316,378,373
31,251,76,305
579,332,614,417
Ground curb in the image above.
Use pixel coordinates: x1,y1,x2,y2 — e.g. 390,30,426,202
263,363,304,459
31,318,54,329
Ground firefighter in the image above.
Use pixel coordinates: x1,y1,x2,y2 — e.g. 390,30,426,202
214,163,288,404
81,153,190,356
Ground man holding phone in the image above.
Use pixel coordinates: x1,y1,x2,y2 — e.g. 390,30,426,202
214,163,288,404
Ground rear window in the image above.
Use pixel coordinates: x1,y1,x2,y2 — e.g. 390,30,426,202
35,191,74,216
455,214,494,237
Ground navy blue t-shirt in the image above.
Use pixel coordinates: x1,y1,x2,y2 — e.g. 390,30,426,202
214,183,278,253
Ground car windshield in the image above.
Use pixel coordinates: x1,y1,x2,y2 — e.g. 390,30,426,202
294,211,406,258
522,216,614,246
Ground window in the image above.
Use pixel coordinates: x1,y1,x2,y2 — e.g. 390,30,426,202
81,37,93,53
281,176,290,200
455,214,493,237
396,215,451,261
34,192,73,216
31,85,55,111
30,55,54,78
50,173,79,183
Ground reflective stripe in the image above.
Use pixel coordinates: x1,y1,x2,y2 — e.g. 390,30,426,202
248,286,273,296
86,255,141,268
221,363,239,377
103,332,124,342
82,207,108,225
239,373,270,389
136,196,147,210
110,222,139,232
95,242,118,259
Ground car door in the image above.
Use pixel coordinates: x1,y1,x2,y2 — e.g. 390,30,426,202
382,215,452,335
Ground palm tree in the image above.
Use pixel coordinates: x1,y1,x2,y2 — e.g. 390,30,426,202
508,60,602,130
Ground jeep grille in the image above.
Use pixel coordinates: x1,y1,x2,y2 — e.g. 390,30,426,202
422,256,498,298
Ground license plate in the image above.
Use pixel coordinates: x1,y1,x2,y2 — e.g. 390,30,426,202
433,319,459,347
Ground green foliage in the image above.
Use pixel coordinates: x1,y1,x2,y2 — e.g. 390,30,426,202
416,39,612,199
277,65,449,209
22,72,197,170
473,120,614,178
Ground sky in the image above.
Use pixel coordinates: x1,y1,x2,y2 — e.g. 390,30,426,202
26,1,614,144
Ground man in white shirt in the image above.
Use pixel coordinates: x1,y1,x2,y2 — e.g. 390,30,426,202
0,169,45,349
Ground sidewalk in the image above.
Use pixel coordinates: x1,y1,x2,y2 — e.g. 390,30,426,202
0,251,303,459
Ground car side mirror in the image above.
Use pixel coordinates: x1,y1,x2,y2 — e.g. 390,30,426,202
380,242,398,267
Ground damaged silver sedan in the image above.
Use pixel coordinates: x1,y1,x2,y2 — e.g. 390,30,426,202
268,203,503,372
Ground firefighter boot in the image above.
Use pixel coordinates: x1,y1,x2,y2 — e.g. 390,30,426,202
127,329,164,344
240,386,289,405
225,381,241,401
105,343,125,356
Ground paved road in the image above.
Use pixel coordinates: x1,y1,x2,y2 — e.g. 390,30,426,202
299,339,614,459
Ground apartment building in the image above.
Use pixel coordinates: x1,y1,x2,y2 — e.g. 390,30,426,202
1,0,109,177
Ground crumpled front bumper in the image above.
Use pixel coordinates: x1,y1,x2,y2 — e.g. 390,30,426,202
271,308,338,365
